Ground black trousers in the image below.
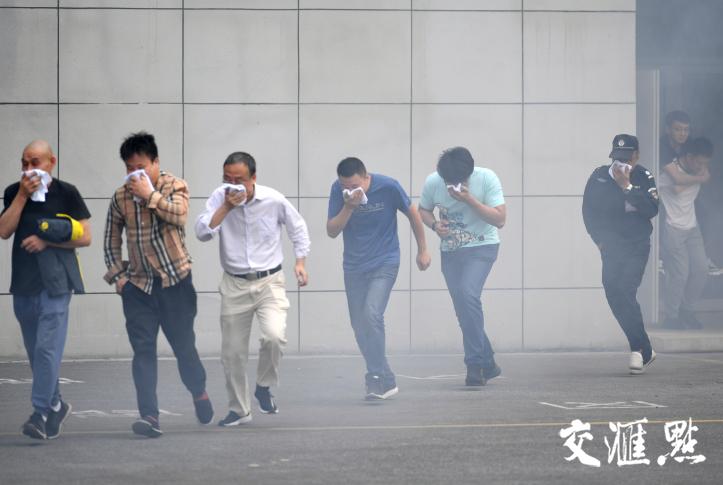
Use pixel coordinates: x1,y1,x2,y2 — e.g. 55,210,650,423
121,274,206,418
601,241,652,354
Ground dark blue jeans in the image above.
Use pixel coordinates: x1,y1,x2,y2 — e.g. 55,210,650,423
441,244,498,368
344,264,398,386
13,290,72,416
121,275,207,419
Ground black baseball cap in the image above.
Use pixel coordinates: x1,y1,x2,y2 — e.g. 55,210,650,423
609,134,639,161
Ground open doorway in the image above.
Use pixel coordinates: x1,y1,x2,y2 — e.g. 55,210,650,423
637,0,723,332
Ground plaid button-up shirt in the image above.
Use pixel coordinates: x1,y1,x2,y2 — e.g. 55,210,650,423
103,171,192,294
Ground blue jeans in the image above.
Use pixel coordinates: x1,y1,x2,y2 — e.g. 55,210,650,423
13,290,72,416
441,244,498,368
344,264,398,386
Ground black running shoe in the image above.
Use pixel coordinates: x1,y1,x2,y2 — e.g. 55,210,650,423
378,380,398,399
218,410,253,427
365,375,384,400
254,385,278,414
46,401,72,439
465,365,486,386
193,391,214,425
21,412,47,440
132,416,162,438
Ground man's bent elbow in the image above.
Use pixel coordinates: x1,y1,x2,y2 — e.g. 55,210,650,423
326,223,338,238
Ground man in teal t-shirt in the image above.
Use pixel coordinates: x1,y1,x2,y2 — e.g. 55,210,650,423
419,147,506,386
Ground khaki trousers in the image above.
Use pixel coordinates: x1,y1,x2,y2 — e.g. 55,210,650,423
219,270,288,415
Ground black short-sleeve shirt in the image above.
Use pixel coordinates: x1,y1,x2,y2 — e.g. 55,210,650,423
2,179,91,296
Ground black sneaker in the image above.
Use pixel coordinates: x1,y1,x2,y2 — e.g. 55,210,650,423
193,391,214,425
21,412,47,440
483,363,502,382
46,401,72,440
379,380,398,399
465,365,486,386
365,375,384,400
254,385,278,414
132,416,162,438
218,410,253,427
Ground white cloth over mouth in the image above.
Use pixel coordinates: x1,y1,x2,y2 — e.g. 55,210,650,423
124,169,156,203
23,169,52,202
446,183,463,193
609,160,631,179
216,183,247,207
342,187,368,205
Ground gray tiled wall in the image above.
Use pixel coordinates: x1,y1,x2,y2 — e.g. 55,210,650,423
0,0,637,358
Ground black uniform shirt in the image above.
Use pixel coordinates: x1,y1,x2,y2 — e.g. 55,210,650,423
659,135,681,168
2,179,91,296
582,164,659,247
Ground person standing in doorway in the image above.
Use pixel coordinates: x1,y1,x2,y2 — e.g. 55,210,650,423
658,137,714,329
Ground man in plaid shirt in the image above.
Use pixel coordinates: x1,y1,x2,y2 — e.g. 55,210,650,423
103,132,213,438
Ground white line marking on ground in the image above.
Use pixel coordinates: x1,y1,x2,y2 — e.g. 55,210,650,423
396,374,466,380
0,377,84,385
538,401,666,410
72,409,182,419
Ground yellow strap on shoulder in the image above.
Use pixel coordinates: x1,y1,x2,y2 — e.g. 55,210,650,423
55,213,84,241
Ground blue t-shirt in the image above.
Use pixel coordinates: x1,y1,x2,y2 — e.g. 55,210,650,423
328,173,411,273
419,167,505,252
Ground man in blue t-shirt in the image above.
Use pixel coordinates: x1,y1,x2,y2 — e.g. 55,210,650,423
327,157,430,400
419,147,506,387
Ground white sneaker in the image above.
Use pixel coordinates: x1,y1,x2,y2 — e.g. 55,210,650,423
643,349,657,371
629,351,644,374
630,350,656,375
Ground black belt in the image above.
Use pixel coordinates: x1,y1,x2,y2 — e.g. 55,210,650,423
230,264,282,281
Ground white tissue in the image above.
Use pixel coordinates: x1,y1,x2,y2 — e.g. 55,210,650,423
219,183,246,206
609,160,631,179
22,169,52,202
446,183,463,193
124,169,156,203
342,187,368,205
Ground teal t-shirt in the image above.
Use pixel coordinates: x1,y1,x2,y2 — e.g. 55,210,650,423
419,167,505,252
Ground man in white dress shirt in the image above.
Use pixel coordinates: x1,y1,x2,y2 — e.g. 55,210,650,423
195,151,310,426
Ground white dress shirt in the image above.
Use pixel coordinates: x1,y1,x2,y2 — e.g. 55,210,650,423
195,184,311,274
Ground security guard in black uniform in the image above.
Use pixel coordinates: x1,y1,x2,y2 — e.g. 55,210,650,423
582,134,659,375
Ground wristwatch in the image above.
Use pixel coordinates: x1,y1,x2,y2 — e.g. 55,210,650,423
623,183,633,194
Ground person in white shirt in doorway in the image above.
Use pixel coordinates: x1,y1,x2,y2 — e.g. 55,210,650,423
195,151,310,426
